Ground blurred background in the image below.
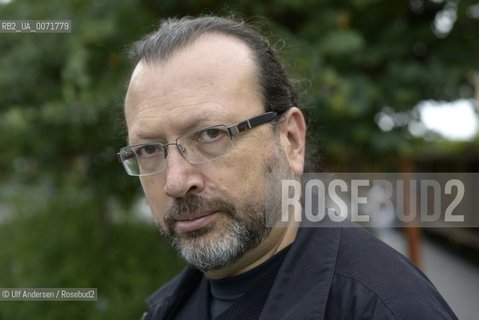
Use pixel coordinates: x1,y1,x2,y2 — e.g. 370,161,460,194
0,0,478,319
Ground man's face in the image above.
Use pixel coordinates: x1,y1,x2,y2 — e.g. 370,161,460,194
124,34,295,271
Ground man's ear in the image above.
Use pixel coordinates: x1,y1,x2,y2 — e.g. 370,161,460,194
278,107,306,176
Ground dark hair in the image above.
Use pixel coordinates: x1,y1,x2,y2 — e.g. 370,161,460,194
128,15,321,171
128,16,297,115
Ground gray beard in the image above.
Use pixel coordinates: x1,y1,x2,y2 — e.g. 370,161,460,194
155,141,291,272
170,208,266,271
157,194,272,272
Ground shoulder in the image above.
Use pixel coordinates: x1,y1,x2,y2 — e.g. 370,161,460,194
143,266,203,319
326,227,457,320
145,271,186,306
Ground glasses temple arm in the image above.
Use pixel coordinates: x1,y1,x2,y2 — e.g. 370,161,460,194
227,111,278,136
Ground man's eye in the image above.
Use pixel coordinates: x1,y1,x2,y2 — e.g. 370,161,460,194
136,144,161,157
198,128,225,142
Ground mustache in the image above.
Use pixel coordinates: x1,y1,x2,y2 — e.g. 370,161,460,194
164,194,236,224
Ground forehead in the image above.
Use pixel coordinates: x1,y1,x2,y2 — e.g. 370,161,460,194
124,33,264,140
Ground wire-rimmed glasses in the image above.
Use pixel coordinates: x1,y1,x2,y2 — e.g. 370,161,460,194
117,111,278,176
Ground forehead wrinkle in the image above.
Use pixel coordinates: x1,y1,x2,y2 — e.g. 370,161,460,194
127,96,217,126
126,85,221,113
128,108,234,145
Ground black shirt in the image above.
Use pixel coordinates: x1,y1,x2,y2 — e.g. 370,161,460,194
209,245,291,319
144,224,458,320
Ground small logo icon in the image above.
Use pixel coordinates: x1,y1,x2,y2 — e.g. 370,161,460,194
2,290,10,298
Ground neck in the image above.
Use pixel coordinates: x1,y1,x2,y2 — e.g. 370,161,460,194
206,218,299,279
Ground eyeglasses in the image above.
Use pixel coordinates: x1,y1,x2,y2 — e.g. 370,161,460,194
117,111,278,176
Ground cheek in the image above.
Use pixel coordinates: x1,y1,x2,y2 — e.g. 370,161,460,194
214,150,269,201
140,177,170,221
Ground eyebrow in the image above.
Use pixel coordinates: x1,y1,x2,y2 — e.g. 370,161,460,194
127,113,232,146
181,114,216,132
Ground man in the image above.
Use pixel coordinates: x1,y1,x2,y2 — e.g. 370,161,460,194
118,16,457,320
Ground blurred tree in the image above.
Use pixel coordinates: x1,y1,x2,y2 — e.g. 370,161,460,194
0,0,478,318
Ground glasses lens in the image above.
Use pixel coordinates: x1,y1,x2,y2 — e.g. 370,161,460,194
120,144,166,176
178,125,233,164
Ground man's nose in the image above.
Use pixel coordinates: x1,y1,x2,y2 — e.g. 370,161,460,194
163,145,205,198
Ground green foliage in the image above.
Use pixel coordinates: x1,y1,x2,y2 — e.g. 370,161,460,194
0,184,184,319
0,0,477,318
